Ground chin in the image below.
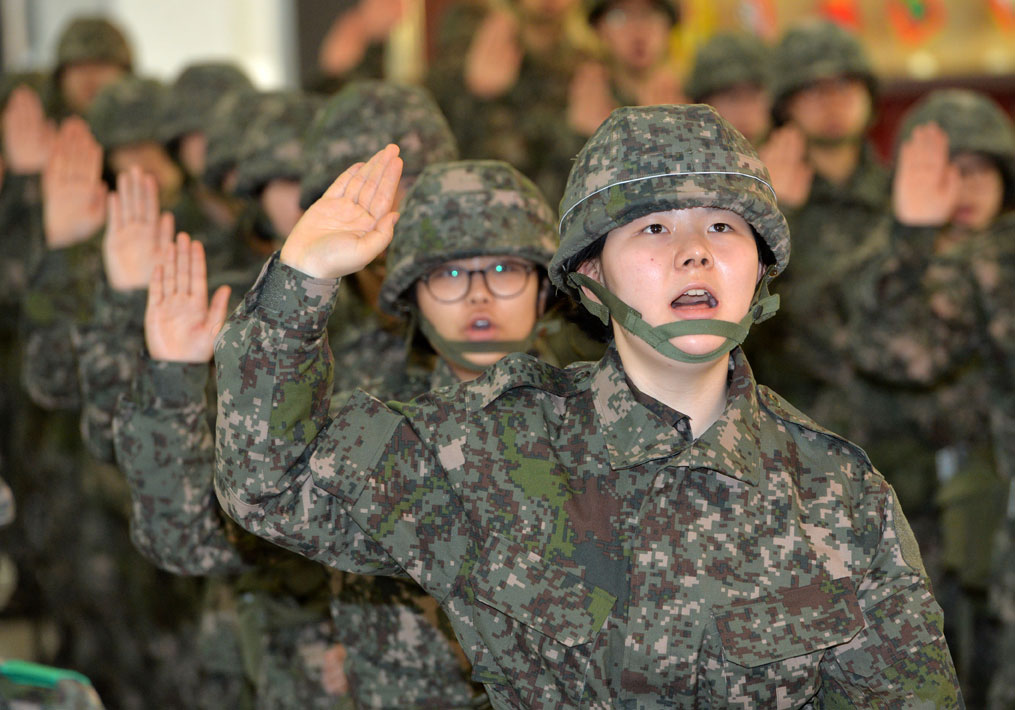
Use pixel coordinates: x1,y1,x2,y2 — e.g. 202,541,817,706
667,335,730,360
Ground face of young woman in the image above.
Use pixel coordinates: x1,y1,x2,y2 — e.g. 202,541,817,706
415,255,543,373
785,77,871,142
581,206,762,362
951,152,1005,231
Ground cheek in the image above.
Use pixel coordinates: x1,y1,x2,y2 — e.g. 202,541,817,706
415,284,461,336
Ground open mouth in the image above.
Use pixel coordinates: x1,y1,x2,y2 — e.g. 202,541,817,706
671,288,718,309
465,316,496,339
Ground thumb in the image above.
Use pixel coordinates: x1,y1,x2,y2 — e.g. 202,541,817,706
206,285,232,339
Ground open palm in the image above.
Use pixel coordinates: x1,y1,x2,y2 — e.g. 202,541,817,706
280,144,403,279
104,167,175,291
145,233,231,364
42,117,107,248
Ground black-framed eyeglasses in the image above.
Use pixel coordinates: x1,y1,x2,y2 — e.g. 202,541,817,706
420,260,535,303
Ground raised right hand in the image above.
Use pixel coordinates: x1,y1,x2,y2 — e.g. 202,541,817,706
759,125,814,209
279,144,402,279
893,122,959,227
567,61,617,137
42,117,107,249
2,85,56,175
465,9,522,99
103,166,175,291
145,232,231,363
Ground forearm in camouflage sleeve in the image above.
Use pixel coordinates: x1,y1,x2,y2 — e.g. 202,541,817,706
0,174,45,306
818,472,963,707
213,254,401,575
846,219,981,386
114,357,251,576
20,237,102,409
74,282,147,462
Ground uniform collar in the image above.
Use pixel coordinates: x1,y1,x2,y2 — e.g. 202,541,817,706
591,345,764,485
429,358,461,391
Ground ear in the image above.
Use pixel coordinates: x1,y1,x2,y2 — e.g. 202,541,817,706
575,256,605,306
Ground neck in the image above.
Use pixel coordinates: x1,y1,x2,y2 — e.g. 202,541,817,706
807,139,861,186
615,333,730,439
447,359,482,382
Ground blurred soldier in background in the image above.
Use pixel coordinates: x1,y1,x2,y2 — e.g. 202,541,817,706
568,0,683,137
685,32,772,146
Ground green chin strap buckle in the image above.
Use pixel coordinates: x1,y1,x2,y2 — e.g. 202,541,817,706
415,309,537,374
566,271,780,365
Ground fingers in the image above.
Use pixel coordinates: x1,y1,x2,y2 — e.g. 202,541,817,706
366,154,402,217
147,264,164,310
348,144,400,206
175,232,192,299
362,211,400,255
156,212,175,253
189,239,208,304
162,232,178,302
321,161,365,200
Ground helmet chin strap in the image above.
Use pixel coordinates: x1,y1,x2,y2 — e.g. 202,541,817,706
413,307,537,374
566,271,780,365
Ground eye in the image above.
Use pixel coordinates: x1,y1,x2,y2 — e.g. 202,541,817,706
643,223,666,235
429,267,462,281
492,262,524,274
709,222,733,233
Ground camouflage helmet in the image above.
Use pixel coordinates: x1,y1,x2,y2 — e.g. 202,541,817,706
159,62,253,143
771,20,875,120
551,103,789,298
232,91,322,198
202,86,267,191
55,17,132,73
299,80,458,209
896,89,1015,204
685,33,772,103
87,77,166,150
379,160,558,315
585,0,680,25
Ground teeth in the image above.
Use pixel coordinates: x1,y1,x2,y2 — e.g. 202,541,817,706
473,319,490,329
683,288,709,297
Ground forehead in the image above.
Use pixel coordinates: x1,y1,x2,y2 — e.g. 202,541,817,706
614,206,751,228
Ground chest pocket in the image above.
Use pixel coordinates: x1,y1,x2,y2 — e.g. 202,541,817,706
468,532,616,705
709,577,864,705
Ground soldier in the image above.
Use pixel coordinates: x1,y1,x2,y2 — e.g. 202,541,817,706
298,80,458,395
684,32,772,146
45,17,133,119
749,20,890,471
115,159,565,708
426,0,585,205
846,88,1015,707
568,0,683,137
212,104,962,706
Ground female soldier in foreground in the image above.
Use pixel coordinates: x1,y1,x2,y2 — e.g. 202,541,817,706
213,104,962,707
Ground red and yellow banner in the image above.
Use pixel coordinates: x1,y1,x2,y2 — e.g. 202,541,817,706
888,0,946,45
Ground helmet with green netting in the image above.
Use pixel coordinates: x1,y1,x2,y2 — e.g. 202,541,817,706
380,159,558,369
202,87,269,191
584,0,680,25
896,88,1015,207
685,32,771,103
55,17,133,73
159,62,253,144
232,91,322,198
87,77,166,150
771,20,875,123
550,103,789,364
299,80,458,209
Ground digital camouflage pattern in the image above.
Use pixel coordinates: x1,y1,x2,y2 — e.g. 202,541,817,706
379,159,558,315
299,80,459,208
86,77,166,151
202,87,266,192
685,32,771,104
55,17,132,74
770,20,875,120
551,103,790,298
159,62,253,144
894,88,1015,206
232,91,321,199
113,355,483,708
212,251,961,707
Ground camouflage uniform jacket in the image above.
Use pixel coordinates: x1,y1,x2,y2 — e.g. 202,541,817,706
328,278,407,396
214,256,962,709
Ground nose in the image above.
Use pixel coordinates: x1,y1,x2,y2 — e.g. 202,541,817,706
673,234,712,269
465,270,493,303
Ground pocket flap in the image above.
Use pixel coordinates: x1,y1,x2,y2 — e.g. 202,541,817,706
472,533,616,647
715,577,864,668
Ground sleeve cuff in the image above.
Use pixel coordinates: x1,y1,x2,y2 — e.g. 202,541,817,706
249,252,343,334
136,357,209,410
